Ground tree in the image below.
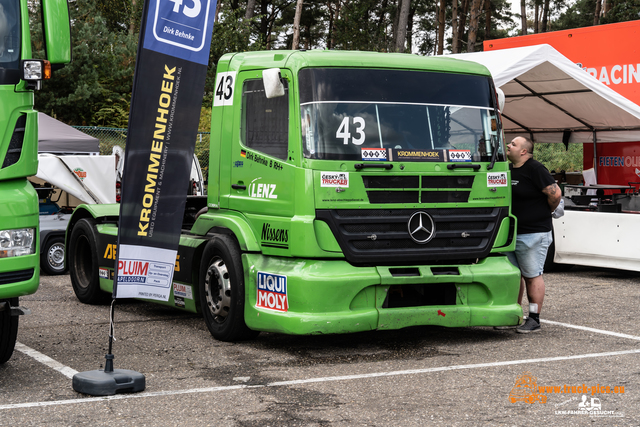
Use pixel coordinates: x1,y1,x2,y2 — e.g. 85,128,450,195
467,0,484,52
292,0,304,49
437,0,445,54
34,0,137,126
396,0,412,52
520,0,527,34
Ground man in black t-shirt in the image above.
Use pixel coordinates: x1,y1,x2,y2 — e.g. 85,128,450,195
506,136,562,333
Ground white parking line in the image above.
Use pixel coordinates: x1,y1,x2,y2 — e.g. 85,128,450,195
541,319,640,341
3,347,640,411
15,342,78,379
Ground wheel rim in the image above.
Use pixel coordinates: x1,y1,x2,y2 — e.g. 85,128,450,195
204,256,232,324
47,243,65,271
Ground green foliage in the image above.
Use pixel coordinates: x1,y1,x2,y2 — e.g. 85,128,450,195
535,143,583,172
602,0,640,24
34,0,137,125
555,0,595,29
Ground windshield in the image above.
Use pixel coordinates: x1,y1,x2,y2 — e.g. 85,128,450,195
0,0,20,83
299,68,504,162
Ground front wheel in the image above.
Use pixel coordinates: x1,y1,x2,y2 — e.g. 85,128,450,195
199,235,259,342
0,298,19,364
68,218,110,304
41,236,67,275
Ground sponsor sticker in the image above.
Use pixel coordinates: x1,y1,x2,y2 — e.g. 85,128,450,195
361,148,387,161
321,172,349,187
73,168,87,180
391,149,444,162
256,271,288,312
249,182,278,199
448,149,472,162
487,172,508,187
99,268,109,279
261,223,289,249
173,283,193,299
116,244,175,301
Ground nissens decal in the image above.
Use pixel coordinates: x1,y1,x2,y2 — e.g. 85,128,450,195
321,172,349,187
261,223,289,249
487,172,508,187
257,271,288,312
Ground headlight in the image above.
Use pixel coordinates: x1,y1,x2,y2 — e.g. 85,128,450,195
0,228,36,258
21,60,51,81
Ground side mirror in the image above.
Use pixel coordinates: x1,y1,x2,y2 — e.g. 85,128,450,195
41,0,72,65
263,68,285,98
496,88,505,113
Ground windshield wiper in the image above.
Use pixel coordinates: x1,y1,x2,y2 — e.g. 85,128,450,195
354,163,393,170
487,135,499,170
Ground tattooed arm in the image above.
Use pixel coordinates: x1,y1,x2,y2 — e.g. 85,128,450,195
543,182,562,212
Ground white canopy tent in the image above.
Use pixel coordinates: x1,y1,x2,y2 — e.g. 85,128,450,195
445,44,640,145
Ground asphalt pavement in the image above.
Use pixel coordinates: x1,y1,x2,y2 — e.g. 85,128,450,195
1,266,639,426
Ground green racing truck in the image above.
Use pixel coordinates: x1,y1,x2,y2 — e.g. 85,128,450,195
0,0,71,363
66,50,522,341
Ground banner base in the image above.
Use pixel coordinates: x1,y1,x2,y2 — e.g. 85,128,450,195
72,354,145,396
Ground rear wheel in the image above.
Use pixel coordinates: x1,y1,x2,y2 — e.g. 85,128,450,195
41,236,67,275
199,235,259,342
68,218,110,304
0,298,19,364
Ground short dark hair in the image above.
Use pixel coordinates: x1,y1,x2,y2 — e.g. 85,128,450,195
522,137,534,155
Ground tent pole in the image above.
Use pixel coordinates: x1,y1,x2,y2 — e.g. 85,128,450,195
593,131,598,183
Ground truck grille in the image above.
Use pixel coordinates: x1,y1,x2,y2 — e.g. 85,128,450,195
0,269,34,285
363,175,474,204
315,207,508,265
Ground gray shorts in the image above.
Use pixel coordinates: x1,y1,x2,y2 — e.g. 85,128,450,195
507,231,553,278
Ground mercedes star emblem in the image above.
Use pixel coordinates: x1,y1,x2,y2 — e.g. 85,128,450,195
407,211,435,244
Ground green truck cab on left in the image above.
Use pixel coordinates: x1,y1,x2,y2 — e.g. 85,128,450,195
0,0,71,364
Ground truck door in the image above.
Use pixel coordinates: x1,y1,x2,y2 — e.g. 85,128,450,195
228,70,295,251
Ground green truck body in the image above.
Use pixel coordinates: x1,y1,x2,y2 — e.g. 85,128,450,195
0,0,71,363
67,50,522,341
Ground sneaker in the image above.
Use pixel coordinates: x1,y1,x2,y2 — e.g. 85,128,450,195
516,317,541,334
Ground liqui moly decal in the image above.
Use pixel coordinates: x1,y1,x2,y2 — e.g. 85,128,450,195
321,172,349,187
487,172,508,187
256,271,288,312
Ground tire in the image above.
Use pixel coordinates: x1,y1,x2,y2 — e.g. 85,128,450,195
0,298,19,364
68,218,110,304
199,235,259,342
41,236,67,275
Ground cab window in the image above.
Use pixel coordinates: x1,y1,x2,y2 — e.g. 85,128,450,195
241,79,289,161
